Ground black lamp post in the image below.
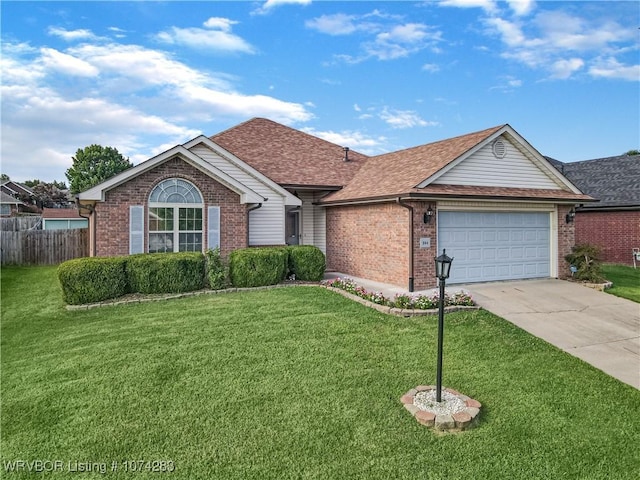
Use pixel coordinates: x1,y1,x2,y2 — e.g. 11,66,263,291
434,249,453,402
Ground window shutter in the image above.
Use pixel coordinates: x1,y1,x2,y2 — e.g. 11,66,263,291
129,206,144,254
208,206,220,250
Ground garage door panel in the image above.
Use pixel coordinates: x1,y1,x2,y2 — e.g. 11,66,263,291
439,211,550,284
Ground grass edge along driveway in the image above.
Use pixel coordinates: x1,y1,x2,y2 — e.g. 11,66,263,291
602,263,640,303
1,266,639,480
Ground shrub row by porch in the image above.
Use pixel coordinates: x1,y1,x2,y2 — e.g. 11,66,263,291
57,252,206,305
229,245,326,288
57,245,325,304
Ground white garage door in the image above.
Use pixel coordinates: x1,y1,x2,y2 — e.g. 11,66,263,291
438,211,550,284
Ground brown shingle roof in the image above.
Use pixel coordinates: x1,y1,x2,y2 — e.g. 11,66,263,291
211,117,368,187
409,184,593,202
42,207,83,219
322,125,506,202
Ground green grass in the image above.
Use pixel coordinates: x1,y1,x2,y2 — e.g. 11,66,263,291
602,263,640,303
2,266,639,480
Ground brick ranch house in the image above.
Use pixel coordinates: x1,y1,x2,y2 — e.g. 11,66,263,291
78,118,594,289
549,154,640,266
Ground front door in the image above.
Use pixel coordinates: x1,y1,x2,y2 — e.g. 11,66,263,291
286,209,299,245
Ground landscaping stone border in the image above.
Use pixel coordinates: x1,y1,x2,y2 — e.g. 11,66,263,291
65,282,318,310
65,282,480,317
400,385,482,432
323,286,480,318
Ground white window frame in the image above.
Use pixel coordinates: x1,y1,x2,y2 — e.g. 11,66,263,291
148,179,205,253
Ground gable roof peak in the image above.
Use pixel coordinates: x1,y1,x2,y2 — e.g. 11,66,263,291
211,117,368,187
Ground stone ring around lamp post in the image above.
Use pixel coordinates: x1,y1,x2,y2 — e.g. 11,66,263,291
399,249,482,433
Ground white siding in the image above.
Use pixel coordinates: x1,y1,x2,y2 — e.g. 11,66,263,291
297,192,327,254
433,135,562,189
313,204,326,254
249,200,285,245
190,145,286,246
299,192,315,246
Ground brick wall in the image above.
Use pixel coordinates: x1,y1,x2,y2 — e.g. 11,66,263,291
557,205,575,279
326,203,410,288
410,201,437,289
325,201,440,290
94,157,247,257
575,210,640,265
327,202,577,289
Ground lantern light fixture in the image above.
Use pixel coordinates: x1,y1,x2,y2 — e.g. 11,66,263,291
566,207,576,224
423,205,434,224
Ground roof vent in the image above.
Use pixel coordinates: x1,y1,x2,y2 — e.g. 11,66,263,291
343,146,350,162
492,139,507,159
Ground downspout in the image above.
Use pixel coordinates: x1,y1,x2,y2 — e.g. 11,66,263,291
246,202,262,246
77,199,96,257
396,198,414,292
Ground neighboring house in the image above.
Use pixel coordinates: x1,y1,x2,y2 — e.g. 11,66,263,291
1,180,35,199
1,180,36,214
78,118,593,289
549,154,640,266
41,207,89,230
0,191,24,217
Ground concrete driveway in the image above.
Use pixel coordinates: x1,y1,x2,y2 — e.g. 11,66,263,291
466,279,640,389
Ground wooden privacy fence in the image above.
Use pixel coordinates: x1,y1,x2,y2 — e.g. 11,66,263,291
1,228,89,265
1,216,41,231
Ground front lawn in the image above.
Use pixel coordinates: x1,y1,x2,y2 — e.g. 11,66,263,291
602,263,640,303
1,266,639,479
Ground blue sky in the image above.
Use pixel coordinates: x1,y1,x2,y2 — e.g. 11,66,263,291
1,0,638,183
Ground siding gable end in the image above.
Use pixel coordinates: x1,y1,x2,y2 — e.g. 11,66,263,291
431,134,566,190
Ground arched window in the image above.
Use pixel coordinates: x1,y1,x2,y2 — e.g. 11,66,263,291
148,178,204,253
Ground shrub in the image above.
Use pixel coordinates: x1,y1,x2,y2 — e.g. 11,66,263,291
58,256,128,305
565,244,605,283
287,245,326,281
229,247,287,288
206,247,228,290
126,252,206,294
393,293,413,309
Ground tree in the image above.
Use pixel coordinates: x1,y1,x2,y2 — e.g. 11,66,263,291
625,149,640,156
1,173,9,181
66,145,133,194
25,179,68,190
31,182,70,208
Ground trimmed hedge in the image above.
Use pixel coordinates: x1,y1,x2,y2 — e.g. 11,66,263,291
58,245,326,304
229,247,288,288
287,245,325,281
127,252,206,294
205,247,228,290
58,257,128,305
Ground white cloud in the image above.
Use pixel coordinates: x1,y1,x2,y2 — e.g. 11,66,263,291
439,0,497,14
155,18,255,54
1,37,313,181
300,127,386,152
305,14,359,35
484,8,638,81
489,75,523,92
422,63,441,73
47,26,99,42
203,17,237,31
550,58,584,79
253,0,311,16
40,48,99,77
307,11,442,62
379,108,438,129
506,0,535,16
589,58,640,81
